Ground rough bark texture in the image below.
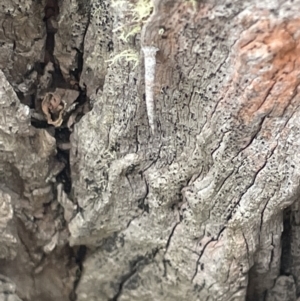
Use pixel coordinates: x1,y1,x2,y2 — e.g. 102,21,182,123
1,0,300,300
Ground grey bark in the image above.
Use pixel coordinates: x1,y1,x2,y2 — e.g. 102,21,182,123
0,0,300,300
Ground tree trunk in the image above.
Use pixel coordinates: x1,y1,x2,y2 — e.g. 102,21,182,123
1,0,300,300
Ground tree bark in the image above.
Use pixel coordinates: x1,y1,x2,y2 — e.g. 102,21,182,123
1,0,300,300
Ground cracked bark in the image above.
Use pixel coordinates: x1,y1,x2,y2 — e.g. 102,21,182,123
1,0,300,301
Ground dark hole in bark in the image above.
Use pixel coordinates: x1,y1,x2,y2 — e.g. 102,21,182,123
281,207,292,275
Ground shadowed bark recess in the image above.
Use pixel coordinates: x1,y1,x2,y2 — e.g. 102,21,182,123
1,0,300,301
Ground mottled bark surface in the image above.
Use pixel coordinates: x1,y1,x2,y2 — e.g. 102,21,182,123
1,0,300,300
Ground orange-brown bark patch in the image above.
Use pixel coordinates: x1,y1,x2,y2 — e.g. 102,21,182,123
237,19,300,123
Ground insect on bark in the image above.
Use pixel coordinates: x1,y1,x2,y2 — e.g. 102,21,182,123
142,46,159,134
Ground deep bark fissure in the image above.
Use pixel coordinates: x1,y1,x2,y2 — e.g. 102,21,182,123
69,245,87,301
0,1,93,299
281,208,292,276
